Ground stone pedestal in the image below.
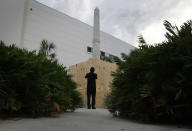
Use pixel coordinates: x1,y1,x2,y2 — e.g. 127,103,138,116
69,59,118,108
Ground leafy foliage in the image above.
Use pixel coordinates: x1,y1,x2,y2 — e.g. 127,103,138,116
100,55,121,64
0,40,82,116
105,20,192,123
39,40,56,60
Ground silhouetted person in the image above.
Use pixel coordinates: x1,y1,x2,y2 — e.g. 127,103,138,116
85,67,97,109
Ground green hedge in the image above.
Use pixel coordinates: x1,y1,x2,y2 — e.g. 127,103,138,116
0,41,82,116
105,20,192,123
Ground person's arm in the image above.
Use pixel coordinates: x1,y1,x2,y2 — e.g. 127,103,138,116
85,73,88,78
95,74,97,79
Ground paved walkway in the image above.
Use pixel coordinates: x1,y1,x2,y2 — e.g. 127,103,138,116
0,108,191,131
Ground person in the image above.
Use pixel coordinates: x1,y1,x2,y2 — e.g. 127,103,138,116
85,67,97,109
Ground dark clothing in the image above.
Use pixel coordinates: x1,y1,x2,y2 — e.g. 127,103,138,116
85,72,97,108
85,72,97,92
87,91,96,108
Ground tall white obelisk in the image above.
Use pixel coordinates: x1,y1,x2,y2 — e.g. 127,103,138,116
92,7,100,59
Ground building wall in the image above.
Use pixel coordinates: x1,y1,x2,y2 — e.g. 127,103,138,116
0,0,135,67
23,0,135,67
23,0,94,67
0,0,26,47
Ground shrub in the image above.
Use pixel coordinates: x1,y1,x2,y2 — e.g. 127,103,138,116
0,41,82,116
105,20,192,123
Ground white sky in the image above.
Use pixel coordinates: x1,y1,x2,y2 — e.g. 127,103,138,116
36,0,192,47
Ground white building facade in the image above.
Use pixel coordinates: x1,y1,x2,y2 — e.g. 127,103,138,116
0,0,135,67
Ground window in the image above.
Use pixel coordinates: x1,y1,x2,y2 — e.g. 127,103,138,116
100,51,105,57
87,46,92,53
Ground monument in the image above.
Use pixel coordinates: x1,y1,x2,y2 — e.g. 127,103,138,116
92,7,100,59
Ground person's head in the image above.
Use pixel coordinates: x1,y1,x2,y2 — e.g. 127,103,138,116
90,67,95,73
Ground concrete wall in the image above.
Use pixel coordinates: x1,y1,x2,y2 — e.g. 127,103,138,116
23,0,94,66
0,0,26,47
23,0,135,67
0,0,135,67
69,59,118,108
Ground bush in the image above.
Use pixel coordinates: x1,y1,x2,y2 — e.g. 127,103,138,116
105,20,192,123
0,41,82,116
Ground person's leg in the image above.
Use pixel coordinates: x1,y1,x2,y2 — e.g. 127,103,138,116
87,91,91,109
92,91,96,109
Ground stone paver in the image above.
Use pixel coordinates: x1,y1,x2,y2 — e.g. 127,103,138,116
0,108,191,131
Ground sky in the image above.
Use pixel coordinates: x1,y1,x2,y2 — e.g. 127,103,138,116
36,0,192,47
